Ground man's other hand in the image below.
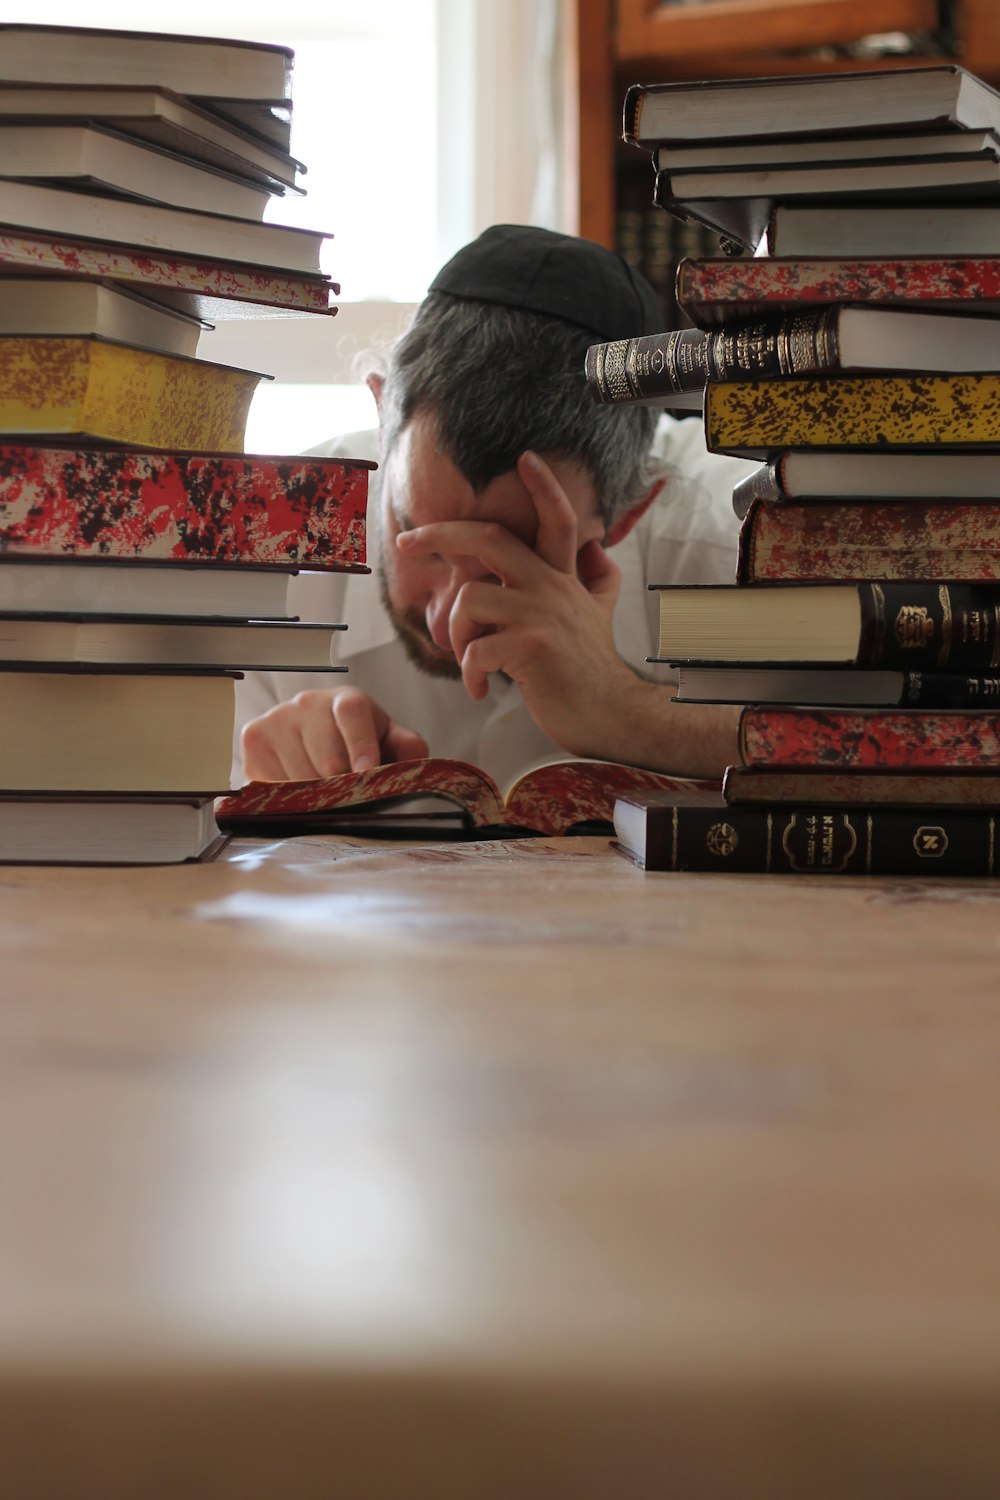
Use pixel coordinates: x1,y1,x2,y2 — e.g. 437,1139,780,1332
240,687,429,781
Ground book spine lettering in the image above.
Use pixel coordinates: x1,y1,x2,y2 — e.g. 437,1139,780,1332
901,672,1000,708
859,583,1000,671
587,310,839,405
657,804,997,876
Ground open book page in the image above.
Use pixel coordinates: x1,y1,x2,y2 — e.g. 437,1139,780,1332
217,756,721,838
216,758,506,831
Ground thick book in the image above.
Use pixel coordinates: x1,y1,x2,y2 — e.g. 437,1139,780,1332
0,178,327,274
586,307,1000,410
765,202,1000,258
731,452,1000,515
216,757,716,839
0,444,371,571
0,123,272,220
0,792,226,865
674,665,1000,711
613,789,1000,878
0,83,302,190
622,66,1000,145
0,226,337,318
736,705,1000,770
652,580,1000,671
737,499,1000,584
0,336,264,450
704,374,1000,458
0,25,294,148
0,670,236,792
0,616,346,672
722,766,1000,808
654,152,1000,252
0,275,204,357
676,256,1000,328
0,559,294,620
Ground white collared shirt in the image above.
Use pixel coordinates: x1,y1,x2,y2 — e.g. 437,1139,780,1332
232,416,756,787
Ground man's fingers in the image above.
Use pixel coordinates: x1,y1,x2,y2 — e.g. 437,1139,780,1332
382,723,430,763
397,518,534,584
517,450,578,574
576,538,621,604
330,688,387,772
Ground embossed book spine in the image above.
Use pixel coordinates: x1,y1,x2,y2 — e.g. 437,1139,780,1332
738,706,1000,770
737,500,1000,583
586,309,841,404
0,445,370,570
616,792,998,877
0,336,263,449
705,373,1000,456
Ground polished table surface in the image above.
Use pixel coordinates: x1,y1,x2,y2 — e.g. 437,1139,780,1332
2,834,999,1498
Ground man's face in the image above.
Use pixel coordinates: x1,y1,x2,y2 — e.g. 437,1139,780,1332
378,411,604,679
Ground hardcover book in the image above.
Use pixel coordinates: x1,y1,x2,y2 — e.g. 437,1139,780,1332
676,256,1000,328
216,757,716,839
0,336,264,449
0,791,226,865
764,202,1000,257
0,444,371,571
0,559,294,620
652,580,1000,671
722,766,1000,808
0,82,302,189
0,178,327,274
654,153,1000,253
0,616,346,672
731,452,1000,515
0,670,236,792
622,66,1000,146
0,227,337,318
737,705,1000,770
0,123,272,220
704,374,1000,458
737,499,1000,584
0,25,294,147
673,665,1000,712
0,276,205,357
613,789,1000,878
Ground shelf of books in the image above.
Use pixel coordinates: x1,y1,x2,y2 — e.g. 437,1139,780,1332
0,23,373,865
594,63,1000,877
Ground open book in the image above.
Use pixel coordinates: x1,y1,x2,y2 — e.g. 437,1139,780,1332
216,756,717,839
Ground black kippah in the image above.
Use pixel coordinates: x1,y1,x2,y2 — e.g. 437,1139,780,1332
428,223,663,341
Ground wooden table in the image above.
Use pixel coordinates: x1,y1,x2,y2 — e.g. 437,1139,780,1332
2,835,998,1498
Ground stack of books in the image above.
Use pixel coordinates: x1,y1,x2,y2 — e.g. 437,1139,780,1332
0,24,371,864
588,64,1000,876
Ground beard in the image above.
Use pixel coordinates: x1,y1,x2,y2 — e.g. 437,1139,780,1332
378,559,463,681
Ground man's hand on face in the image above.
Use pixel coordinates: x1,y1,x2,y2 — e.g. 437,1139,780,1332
395,450,632,757
240,686,429,781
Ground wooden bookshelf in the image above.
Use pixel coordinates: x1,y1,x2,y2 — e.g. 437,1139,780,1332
567,0,1000,267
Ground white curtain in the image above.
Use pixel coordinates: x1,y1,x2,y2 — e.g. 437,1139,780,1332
435,0,566,266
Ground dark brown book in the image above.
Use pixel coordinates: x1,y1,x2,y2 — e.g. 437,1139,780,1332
613,789,1000,877
722,766,1000,808
673,665,1000,711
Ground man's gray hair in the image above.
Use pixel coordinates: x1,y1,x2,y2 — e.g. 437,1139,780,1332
375,293,663,528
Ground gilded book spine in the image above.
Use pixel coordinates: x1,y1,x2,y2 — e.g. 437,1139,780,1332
630,801,998,877
857,582,1000,671
585,309,839,404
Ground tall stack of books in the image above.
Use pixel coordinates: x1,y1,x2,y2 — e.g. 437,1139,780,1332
0,24,371,864
587,65,1000,876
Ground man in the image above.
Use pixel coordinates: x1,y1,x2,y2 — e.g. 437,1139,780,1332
235,225,756,787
